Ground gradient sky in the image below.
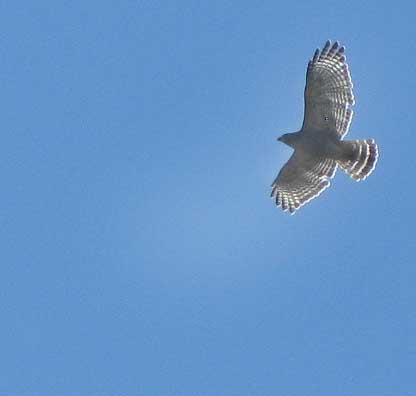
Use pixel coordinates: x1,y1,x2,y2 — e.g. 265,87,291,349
1,1,415,395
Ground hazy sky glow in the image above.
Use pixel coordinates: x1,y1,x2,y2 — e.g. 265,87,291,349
1,1,415,395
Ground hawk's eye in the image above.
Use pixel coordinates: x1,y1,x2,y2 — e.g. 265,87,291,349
324,116,329,121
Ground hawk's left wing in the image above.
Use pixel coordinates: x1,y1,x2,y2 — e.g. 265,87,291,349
271,150,337,213
302,40,355,138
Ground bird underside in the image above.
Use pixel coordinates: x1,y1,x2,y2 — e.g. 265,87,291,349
271,40,379,214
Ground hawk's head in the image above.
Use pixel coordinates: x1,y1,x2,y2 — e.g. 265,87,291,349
277,133,299,148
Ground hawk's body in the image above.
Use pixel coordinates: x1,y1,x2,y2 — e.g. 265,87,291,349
271,40,378,213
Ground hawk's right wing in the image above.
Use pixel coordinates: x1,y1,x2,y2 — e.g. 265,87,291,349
271,150,337,213
302,40,355,138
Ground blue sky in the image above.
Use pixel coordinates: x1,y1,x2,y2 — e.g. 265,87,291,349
1,1,415,395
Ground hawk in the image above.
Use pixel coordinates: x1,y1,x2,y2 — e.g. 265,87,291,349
271,40,378,214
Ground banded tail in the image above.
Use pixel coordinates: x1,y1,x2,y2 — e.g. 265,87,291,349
338,139,379,181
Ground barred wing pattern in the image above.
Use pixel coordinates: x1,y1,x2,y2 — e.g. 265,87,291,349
271,152,337,214
303,40,354,138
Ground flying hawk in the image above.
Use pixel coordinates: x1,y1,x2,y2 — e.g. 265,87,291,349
271,40,378,214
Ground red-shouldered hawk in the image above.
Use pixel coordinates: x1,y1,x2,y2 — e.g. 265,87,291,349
271,40,378,214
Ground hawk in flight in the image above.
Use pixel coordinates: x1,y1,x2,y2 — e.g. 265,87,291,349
271,40,378,214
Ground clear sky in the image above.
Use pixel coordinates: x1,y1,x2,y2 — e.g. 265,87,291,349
1,1,415,395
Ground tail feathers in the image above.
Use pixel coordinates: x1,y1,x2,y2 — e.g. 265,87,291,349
338,139,379,181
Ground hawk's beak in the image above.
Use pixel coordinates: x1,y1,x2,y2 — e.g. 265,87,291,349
277,136,282,142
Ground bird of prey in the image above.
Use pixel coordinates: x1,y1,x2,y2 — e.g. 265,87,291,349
271,40,378,214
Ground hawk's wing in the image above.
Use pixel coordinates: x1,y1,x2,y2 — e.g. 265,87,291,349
271,150,337,213
302,40,355,138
